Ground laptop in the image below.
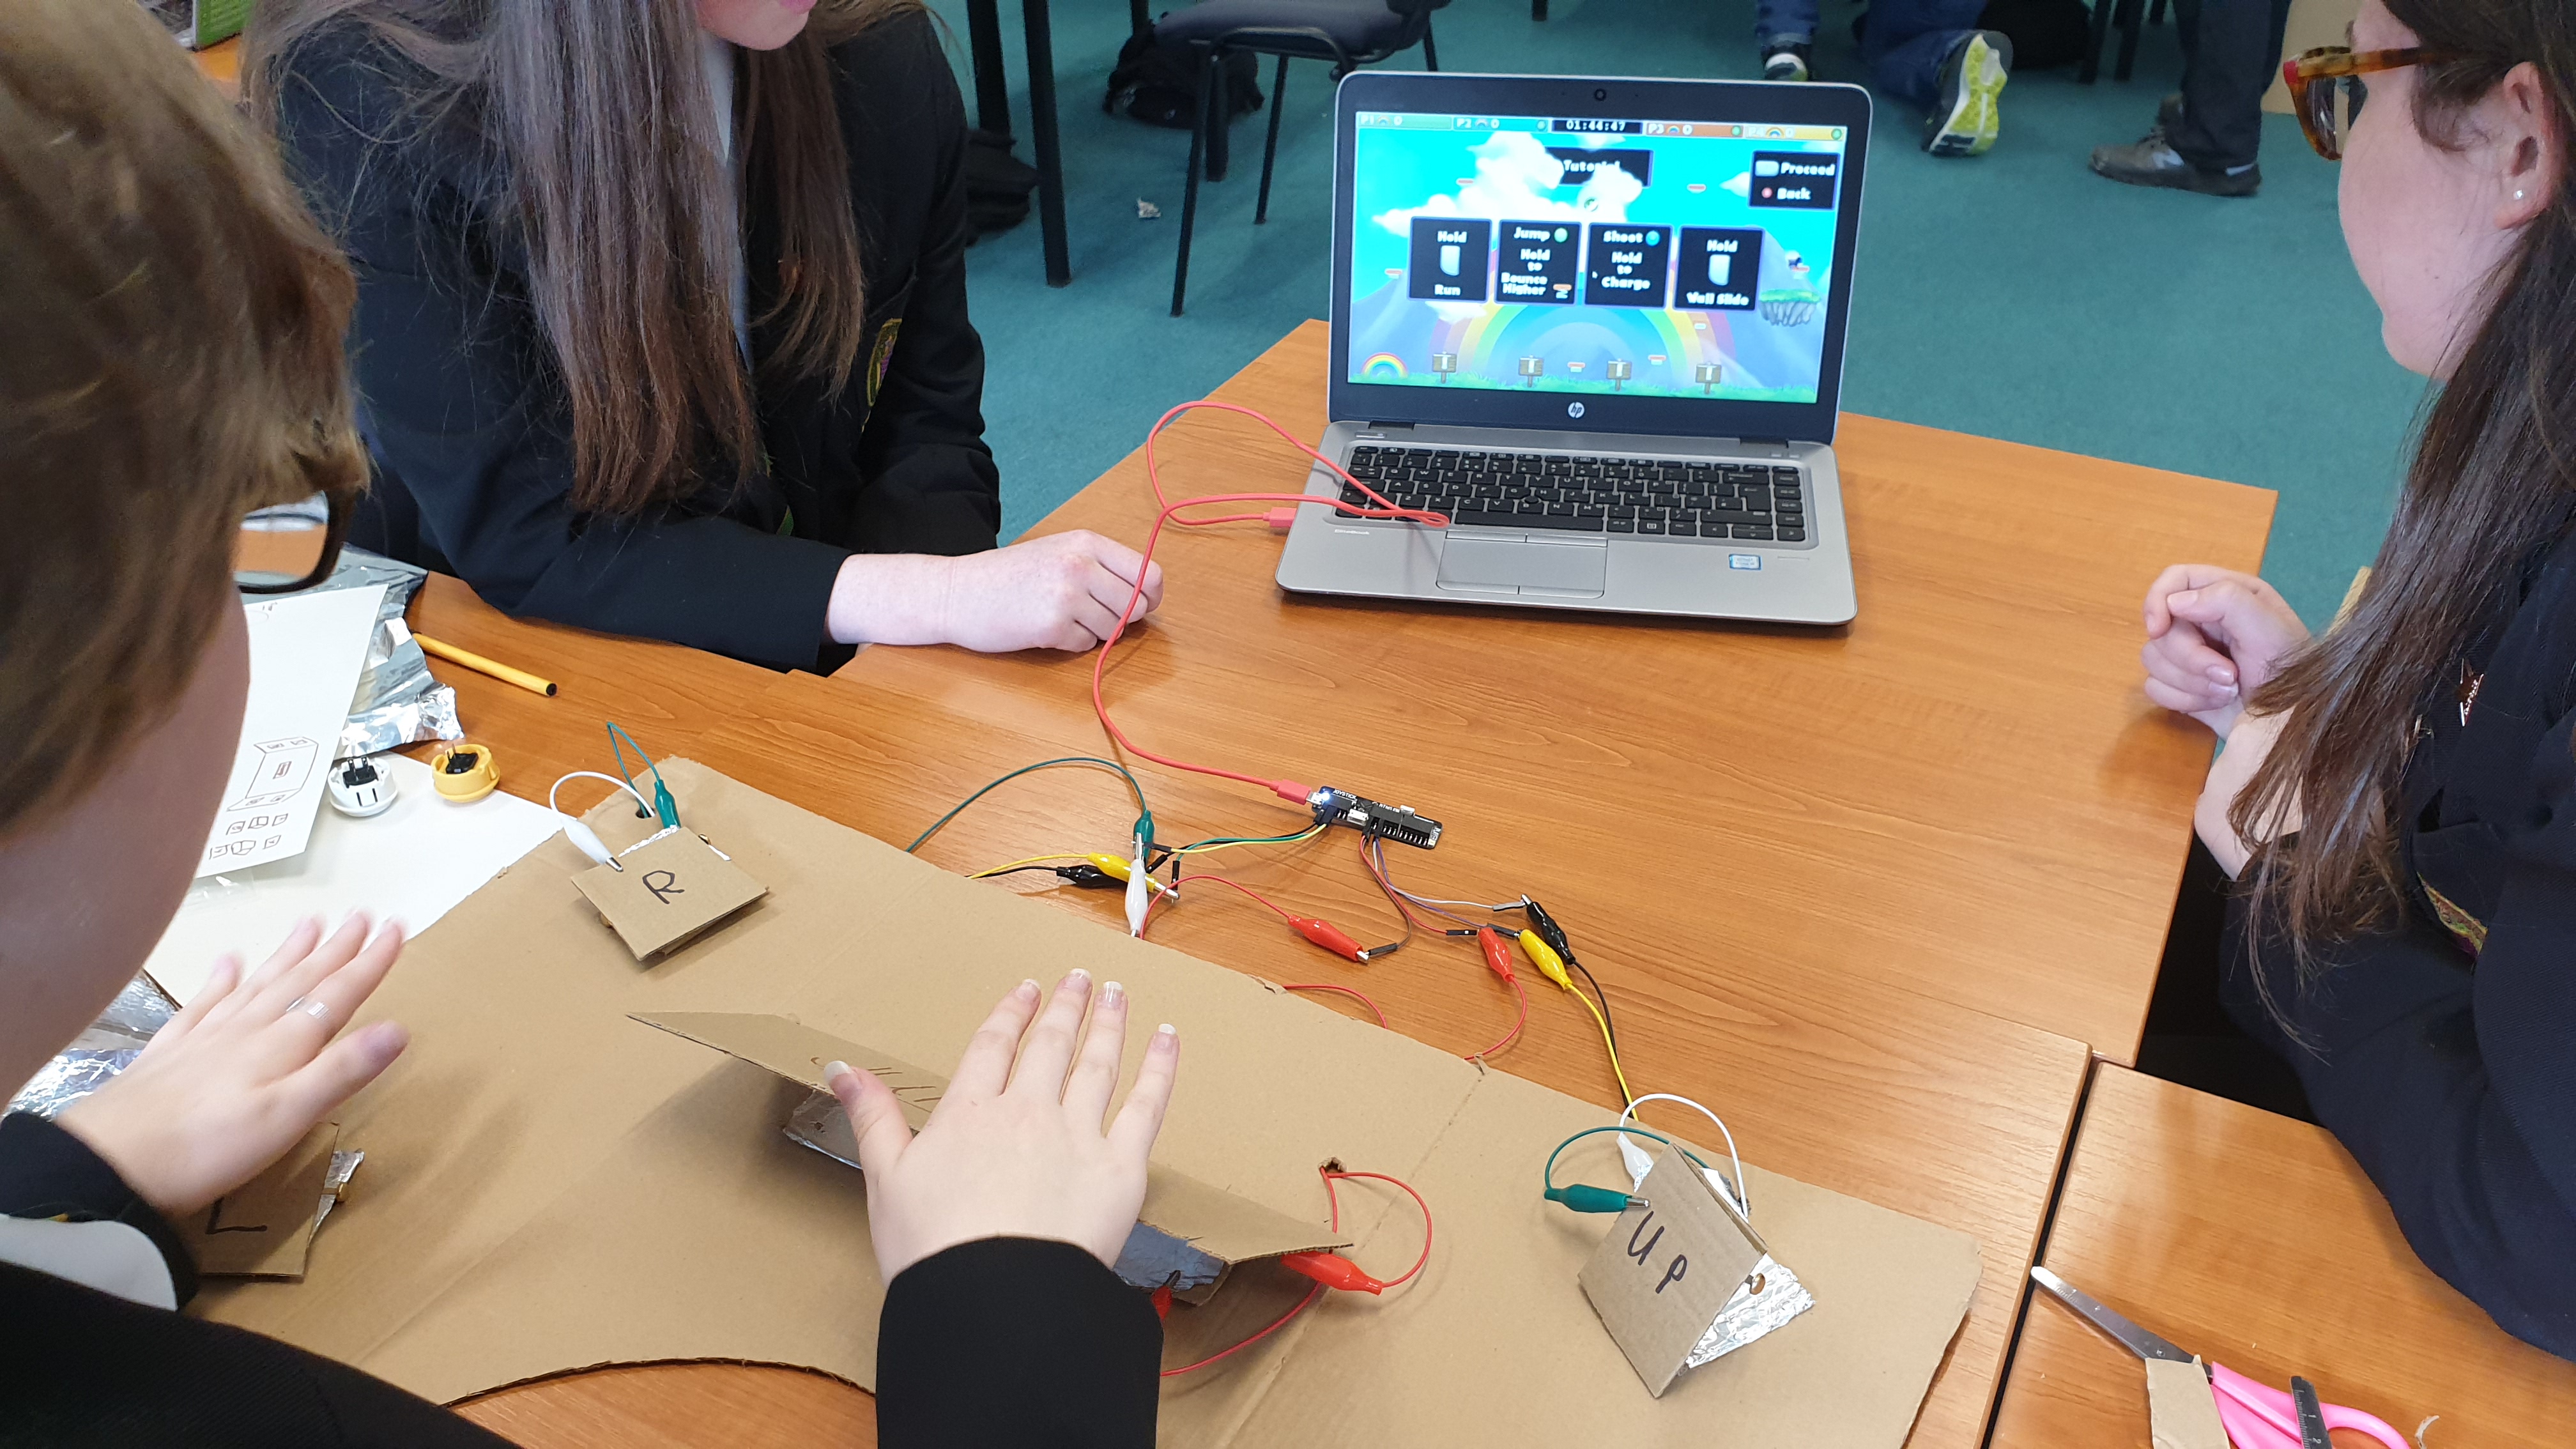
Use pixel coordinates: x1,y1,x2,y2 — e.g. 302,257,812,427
1277,72,1873,625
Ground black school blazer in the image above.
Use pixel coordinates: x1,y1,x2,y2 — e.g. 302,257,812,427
277,16,1000,670
2227,528,2576,1360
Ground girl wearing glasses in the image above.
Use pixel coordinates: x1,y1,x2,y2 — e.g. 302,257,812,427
241,0,1163,671
2140,0,2576,1358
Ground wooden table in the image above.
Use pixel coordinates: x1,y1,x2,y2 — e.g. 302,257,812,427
383,321,2273,1446
1991,1065,2576,1448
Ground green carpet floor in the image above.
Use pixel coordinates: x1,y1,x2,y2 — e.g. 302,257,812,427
935,0,2423,629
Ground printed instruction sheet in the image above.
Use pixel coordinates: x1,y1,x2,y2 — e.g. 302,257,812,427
197,585,389,878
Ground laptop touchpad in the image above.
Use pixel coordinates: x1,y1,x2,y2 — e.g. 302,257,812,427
1436,535,1608,596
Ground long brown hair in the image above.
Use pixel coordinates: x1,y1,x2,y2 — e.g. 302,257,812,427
2234,0,2576,997
245,0,908,518
1,0,362,838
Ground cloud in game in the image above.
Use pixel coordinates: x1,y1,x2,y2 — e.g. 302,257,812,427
1371,130,1643,240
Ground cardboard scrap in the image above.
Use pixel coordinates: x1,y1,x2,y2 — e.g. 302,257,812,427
2147,1356,2234,1449
192,761,1981,1446
183,1124,337,1280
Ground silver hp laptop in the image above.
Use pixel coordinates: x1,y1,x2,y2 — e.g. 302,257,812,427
1278,72,1872,625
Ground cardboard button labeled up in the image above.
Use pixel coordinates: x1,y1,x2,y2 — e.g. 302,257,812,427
572,831,767,961
1579,1147,1768,1397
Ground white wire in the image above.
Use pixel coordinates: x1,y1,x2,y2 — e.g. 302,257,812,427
1393,885,1533,912
1621,1092,1751,1221
548,770,654,820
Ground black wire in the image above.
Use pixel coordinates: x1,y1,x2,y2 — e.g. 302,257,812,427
1568,956,1620,1056
978,865,1070,880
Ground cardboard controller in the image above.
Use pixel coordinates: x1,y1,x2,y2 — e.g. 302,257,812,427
194,762,1981,1446
631,1011,1345,1301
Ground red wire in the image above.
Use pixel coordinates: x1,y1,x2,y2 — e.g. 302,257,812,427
1280,983,1388,1027
1175,871,1298,923
1161,1164,1432,1376
1321,1169,1436,1289
1468,970,1529,1062
1091,401,1450,804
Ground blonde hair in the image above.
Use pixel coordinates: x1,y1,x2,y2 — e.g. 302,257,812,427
0,0,365,838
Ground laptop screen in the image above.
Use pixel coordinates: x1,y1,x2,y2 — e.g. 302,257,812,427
1344,110,1851,409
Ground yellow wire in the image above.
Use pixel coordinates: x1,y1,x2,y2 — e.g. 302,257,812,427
969,853,1091,878
1171,824,1328,855
1567,983,1634,1105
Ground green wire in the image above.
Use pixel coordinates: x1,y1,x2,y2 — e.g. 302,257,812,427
907,757,1153,855
1542,1124,1712,1201
605,721,678,828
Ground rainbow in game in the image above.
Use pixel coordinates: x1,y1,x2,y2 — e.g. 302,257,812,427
1360,352,1409,380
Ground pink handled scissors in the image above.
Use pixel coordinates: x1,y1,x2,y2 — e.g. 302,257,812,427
2031,1267,2411,1448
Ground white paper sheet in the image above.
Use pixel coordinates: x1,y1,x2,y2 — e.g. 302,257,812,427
149,755,562,1004
197,587,389,878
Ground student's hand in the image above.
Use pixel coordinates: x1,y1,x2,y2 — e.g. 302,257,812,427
827,532,1165,653
58,916,409,1219
2141,565,2310,737
827,970,1178,1282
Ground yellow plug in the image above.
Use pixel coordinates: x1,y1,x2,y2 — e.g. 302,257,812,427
1517,930,1574,992
1085,853,1169,894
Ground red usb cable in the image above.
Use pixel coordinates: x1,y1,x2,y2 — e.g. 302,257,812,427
1091,401,1449,806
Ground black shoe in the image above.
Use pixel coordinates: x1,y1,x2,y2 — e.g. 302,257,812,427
1924,31,2011,157
1761,38,1813,82
2089,136,2260,196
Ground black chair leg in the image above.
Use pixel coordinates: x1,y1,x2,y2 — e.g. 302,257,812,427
1130,0,1149,35
2147,0,2166,23
1422,17,1439,70
1174,47,1215,316
2079,0,2113,82
1533,0,1546,20
2113,0,2144,81
1256,55,1288,224
1206,47,1231,182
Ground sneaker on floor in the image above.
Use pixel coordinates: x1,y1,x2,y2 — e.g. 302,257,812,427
1924,31,2011,157
2089,136,2260,196
1761,38,1813,82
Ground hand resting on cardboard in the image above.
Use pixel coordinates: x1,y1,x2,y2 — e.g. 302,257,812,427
827,969,1179,1281
60,914,410,1218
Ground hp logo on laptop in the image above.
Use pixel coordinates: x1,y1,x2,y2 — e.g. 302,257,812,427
1567,402,1586,419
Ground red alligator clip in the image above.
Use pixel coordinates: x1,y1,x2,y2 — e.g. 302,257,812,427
1278,1250,1386,1294
1477,927,1515,982
1289,916,1365,962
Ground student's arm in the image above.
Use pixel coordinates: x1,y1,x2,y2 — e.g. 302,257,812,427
2227,721,2576,1359
834,975,1177,1446
877,1238,1162,1447
274,35,853,670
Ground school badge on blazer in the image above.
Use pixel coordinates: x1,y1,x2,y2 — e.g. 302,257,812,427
866,318,902,405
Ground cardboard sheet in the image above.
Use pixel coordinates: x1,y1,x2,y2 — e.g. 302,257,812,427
194,762,1979,1445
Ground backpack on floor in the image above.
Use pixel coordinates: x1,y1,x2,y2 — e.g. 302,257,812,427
1103,27,1264,130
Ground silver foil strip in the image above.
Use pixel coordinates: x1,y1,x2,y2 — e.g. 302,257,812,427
309,549,463,760
316,1150,367,1230
8,974,178,1118
1685,1253,1816,1368
7,1049,139,1120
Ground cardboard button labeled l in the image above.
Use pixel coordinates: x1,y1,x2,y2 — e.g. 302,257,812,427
572,831,767,961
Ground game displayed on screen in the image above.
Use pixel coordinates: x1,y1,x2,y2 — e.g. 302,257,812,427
1345,111,1849,405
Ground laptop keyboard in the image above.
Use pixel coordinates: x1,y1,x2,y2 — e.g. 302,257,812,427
1335,445,1809,544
